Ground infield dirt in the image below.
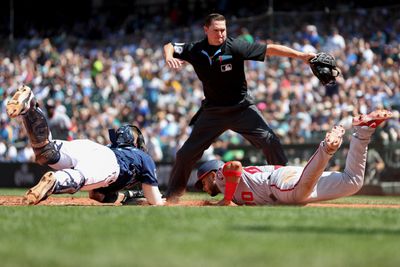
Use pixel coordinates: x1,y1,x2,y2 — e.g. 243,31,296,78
1,195,400,208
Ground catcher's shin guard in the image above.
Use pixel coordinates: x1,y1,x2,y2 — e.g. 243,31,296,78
22,103,50,149
23,106,61,165
7,85,60,165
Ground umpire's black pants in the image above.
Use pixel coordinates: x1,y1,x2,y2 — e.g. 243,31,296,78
165,104,288,199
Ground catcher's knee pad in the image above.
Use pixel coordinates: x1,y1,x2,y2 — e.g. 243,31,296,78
34,142,61,165
52,170,84,194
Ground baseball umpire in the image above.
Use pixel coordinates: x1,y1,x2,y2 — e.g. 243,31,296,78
6,85,164,205
163,13,315,201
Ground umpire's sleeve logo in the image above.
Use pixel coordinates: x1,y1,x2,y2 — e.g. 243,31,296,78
221,64,232,72
173,44,184,54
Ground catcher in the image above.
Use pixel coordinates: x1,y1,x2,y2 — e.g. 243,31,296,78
195,109,393,206
6,85,164,205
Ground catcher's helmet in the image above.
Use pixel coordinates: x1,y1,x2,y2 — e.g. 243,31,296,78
195,160,224,190
116,125,136,146
114,125,147,151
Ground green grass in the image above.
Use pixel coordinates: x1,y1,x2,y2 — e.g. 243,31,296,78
1,190,400,267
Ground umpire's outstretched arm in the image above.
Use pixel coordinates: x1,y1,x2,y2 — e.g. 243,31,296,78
266,44,315,62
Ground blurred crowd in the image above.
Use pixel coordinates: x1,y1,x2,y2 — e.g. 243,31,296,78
0,5,399,164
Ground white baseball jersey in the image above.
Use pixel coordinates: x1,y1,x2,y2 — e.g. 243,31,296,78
215,126,374,205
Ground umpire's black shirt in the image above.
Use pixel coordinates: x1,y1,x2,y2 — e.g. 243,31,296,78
172,37,267,107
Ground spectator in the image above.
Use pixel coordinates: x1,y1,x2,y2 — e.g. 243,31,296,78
45,99,72,140
324,27,346,55
0,4,398,166
365,148,385,185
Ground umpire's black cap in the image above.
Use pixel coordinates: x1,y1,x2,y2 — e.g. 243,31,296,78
195,160,224,190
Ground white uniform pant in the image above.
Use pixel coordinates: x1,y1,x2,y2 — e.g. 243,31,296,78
49,139,120,192
269,127,373,204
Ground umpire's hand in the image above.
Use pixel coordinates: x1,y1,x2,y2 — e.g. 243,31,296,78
166,57,185,69
300,52,317,64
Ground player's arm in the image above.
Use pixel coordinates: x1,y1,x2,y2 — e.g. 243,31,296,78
218,161,242,206
266,44,315,63
163,43,184,69
140,153,165,205
142,183,165,206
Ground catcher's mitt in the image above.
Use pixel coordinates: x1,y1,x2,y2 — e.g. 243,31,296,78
309,52,340,85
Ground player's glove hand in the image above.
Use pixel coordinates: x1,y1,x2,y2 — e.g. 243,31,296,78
309,52,340,85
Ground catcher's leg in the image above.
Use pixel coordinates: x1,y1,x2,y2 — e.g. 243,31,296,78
23,171,56,205
6,85,60,165
24,169,85,205
6,85,35,118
